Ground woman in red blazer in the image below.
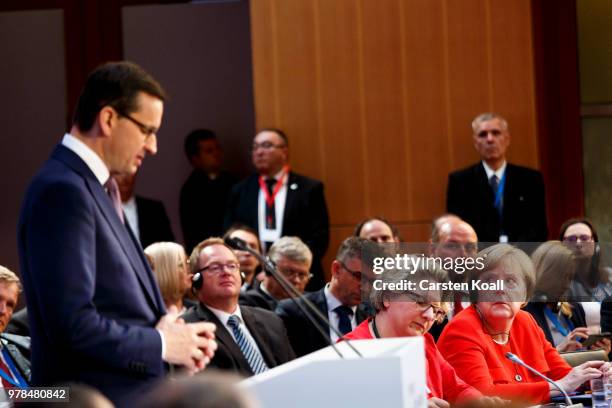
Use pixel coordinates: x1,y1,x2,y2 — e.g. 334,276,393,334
342,262,502,408
438,243,610,405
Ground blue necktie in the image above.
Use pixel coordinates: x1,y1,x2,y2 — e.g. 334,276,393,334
490,175,502,217
334,305,353,335
227,315,269,374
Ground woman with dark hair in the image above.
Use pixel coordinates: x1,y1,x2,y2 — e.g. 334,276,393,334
438,244,610,405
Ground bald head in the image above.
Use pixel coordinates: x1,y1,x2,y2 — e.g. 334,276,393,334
431,217,478,258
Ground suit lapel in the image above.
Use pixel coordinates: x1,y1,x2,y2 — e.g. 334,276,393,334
53,145,163,314
311,289,331,343
476,163,494,203
198,305,253,373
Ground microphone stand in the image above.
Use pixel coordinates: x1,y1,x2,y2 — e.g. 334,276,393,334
226,237,363,358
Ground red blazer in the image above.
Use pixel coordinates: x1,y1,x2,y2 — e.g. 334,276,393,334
343,319,481,404
437,306,571,404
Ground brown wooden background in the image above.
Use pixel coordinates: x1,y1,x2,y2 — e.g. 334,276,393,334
250,0,543,276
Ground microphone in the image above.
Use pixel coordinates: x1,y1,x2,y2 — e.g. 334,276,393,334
224,237,363,358
505,352,582,408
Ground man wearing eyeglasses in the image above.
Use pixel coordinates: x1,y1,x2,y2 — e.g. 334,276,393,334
17,62,217,406
276,237,374,357
240,236,313,311
224,128,329,291
446,112,548,243
183,238,294,376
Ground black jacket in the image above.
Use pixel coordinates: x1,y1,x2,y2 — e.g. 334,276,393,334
134,196,175,249
447,162,547,242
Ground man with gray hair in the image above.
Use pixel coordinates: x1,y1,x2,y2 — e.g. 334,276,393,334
446,112,547,243
276,237,373,357
0,266,31,388
240,236,313,311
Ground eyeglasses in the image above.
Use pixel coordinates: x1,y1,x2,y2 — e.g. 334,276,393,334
338,261,362,281
404,292,446,321
197,262,240,275
252,141,286,151
118,111,158,138
278,267,312,282
563,234,593,243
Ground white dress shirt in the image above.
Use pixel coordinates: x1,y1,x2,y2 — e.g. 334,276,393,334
258,169,288,249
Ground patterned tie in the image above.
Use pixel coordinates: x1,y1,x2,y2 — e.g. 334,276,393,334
264,178,276,229
334,305,354,335
227,315,269,374
105,177,124,224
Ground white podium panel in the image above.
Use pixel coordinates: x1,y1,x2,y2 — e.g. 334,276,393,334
241,337,427,408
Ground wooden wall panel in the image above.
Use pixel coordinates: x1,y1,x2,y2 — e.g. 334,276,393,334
250,0,540,278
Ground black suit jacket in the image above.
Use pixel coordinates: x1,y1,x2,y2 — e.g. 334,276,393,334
275,288,372,357
134,196,175,249
224,172,330,290
181,303,294,377
524,302,586,346
447,162,547,242
239,286,278,311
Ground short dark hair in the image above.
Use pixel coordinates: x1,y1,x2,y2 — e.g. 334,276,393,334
257,128,288,146
353,217,397,238
72,61,165,132
559,217,599,242
223,223,262,254
184,128,217,159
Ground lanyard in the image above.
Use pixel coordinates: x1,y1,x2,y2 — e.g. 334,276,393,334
544,306,574,337
493,171,506,210
0,348,27,388
258,166,289,208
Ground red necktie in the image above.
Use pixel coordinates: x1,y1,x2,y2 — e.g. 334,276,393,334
0,354,14,388
105,177,124,224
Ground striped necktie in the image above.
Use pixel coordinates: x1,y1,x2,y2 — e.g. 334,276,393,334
227,315,269,375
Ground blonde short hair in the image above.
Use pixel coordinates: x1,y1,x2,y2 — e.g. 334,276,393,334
144,242,188,305
0,266,21,294
189,237,235,275
268,237,312,267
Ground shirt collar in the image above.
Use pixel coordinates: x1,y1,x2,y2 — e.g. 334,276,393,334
482,160,506,181
61,133,109,185
206,304,241,325
324,283,356,314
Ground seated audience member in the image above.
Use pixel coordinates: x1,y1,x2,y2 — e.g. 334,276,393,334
560,218,611,334
0,266,31,387
342,263,503,407
144,242,193,312
137,372,257,408
180,129,237,253
276,237,373,357
182,238,294,376
438,244,609,404
353,217,398,243
223,224,262,291
240,236,312,311
525,241,610,353
115,172,175,249
428,215,478,341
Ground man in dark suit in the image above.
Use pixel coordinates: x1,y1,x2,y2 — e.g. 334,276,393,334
183,238,294,376
0,266,31,388
240,236,313,311
17,62,216,406
180,129,237,253
275,237,372,357
224,128,329,290
116,172,175,249
446,112,548,243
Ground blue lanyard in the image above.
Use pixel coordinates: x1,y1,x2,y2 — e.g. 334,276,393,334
494,172,506,210
544,306,574,337
0,348,27,388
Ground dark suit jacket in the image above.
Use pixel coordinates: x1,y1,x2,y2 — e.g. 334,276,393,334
524,302,586,346
181,303,294,376
602,297,612,334
275,288,372,357
135,195,175,249
18,144,166,406
224,172,330,290
446,162,548,242
1,333,31,384
239,286,278,311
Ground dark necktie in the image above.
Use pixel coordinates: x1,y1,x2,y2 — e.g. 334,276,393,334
105,177,124,224
490,175,502,217
227,315,269,374
265,178,276,229
334,305,354,335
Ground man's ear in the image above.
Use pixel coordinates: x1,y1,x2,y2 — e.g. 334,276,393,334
330,260,341,279
98,106,116,138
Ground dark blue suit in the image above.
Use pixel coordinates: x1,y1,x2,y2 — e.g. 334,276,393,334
18,144,166,406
